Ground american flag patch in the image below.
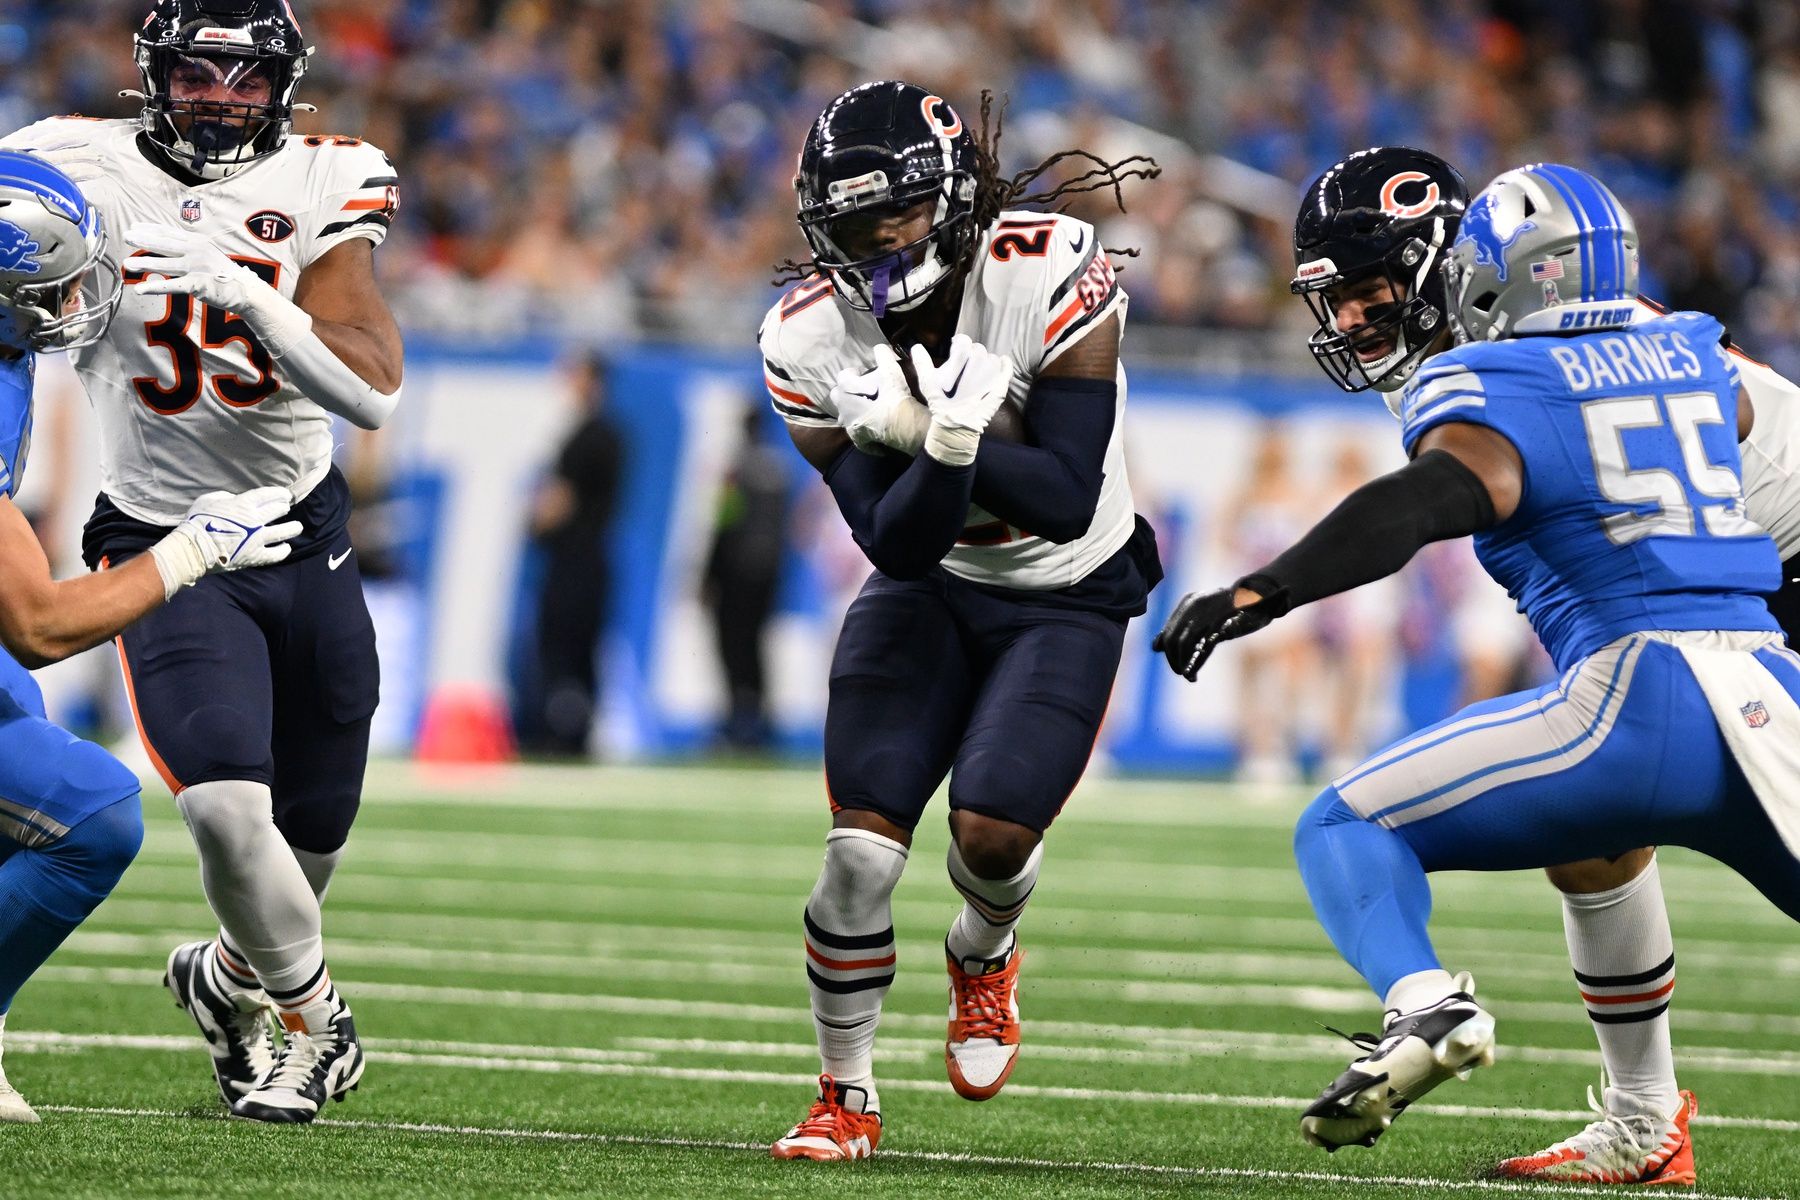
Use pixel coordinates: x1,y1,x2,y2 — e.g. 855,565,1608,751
1530,259,1564,281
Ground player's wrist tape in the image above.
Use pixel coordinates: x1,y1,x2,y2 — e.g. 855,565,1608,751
148,526,211,600
924,417,983,466
1245,448,1497,612
229,274,401,431
883,399,931,456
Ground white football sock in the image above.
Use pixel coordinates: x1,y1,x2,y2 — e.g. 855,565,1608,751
208,932,262,998
803,828,908,1113
945,838,1041,964
1562,856,1679,1112
1384,968,1460,1016
291,846,342,903
176,780,327,1008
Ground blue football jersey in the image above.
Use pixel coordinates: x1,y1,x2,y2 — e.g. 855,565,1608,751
1400,310,1780,670
0,351,34,499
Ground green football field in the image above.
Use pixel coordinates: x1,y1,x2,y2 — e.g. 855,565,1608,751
2,762,1793,1199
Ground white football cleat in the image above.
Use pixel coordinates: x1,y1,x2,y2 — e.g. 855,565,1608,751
945,940,1023,1100
164,940,277,1104
0,1016,40,1124
1496,1084,1697,1185
1301,972,1496,1151
230,995,363,1124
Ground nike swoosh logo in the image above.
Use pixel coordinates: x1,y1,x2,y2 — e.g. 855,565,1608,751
203,520,241,535
844,388,877,402
328,548,352,570
942,361,968,399
1069,232,1084,252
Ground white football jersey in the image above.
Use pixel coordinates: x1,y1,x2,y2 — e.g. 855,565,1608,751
0,117,397,525
761,210,1136,591
1627,299,1800,561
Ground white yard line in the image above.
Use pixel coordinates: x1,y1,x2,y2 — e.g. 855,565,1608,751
30,1102,1790,1200
14,1032,1798,1135
39,963,1800,1038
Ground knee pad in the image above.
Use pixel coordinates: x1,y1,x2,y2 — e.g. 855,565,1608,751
810,828,909,931
176,779,277,863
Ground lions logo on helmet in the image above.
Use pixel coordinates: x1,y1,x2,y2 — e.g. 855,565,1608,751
794,80,979,317
0,151,122,353
132,0,313,180
1443,163,1639,344
1291,146,1469,394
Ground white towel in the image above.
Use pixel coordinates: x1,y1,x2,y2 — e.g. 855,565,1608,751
1675,636,1800,858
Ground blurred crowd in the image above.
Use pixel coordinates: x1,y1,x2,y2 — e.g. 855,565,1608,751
4,1,1800,370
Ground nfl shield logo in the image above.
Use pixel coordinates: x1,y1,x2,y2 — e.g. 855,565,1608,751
1741,700,1770,728
180,198,202,223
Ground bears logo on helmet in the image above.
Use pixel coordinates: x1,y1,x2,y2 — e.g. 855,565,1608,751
1291,146,1469,395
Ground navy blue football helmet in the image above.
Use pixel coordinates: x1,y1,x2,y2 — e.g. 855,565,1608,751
795,81,979,317
132,0,312,179
1292,146,1469,394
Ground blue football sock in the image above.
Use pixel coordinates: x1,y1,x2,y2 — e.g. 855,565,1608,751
1293,787,1440,1000
0,795,141,1013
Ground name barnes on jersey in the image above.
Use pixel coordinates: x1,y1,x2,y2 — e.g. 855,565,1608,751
0,116,397,526
760,208,1138,594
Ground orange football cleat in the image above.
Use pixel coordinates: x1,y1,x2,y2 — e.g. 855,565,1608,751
770,1074,882,1162
1496,1087,1697,1186
945,941,1023,1100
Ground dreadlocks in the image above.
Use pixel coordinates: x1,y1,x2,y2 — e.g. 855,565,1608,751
773,90,1160,287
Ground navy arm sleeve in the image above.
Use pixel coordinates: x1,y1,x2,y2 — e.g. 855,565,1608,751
822,443,976,580
970,376,1115,544
1240,449,1496,615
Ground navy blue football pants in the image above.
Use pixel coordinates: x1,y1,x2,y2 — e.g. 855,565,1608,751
112,537,378,855
824,569,1126,833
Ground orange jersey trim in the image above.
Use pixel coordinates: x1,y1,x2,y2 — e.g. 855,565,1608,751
766,377,817,408
1044,296,1085,345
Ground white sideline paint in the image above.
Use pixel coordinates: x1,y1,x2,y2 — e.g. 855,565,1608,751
13,1032,1799,1135
29,1103,1790,1200
38,964,1800,1038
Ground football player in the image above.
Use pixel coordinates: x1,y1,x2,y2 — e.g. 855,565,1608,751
761,82,1162,1160
1278,145,1800,1184
0,149,299,1123
1156,164,1800,1167
0,0,402,1124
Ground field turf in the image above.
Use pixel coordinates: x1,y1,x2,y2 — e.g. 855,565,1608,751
3,763,1794,1198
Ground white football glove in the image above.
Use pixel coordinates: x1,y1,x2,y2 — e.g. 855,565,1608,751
830,344,930,455
910,335,1015,466
125,223,264,314
148,486,302,599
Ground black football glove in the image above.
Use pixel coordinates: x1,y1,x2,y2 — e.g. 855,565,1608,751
1151,586,1278,681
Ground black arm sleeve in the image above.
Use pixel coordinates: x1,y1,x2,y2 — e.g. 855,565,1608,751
969,376,1115,544
1240,449,1498,616
822,443,976,580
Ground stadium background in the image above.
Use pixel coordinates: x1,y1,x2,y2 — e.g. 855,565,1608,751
5,0,1800,774
5,6,1800,1199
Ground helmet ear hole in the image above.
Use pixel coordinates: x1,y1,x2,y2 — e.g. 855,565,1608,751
1521,196,1537,217
1471,291,1500,314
